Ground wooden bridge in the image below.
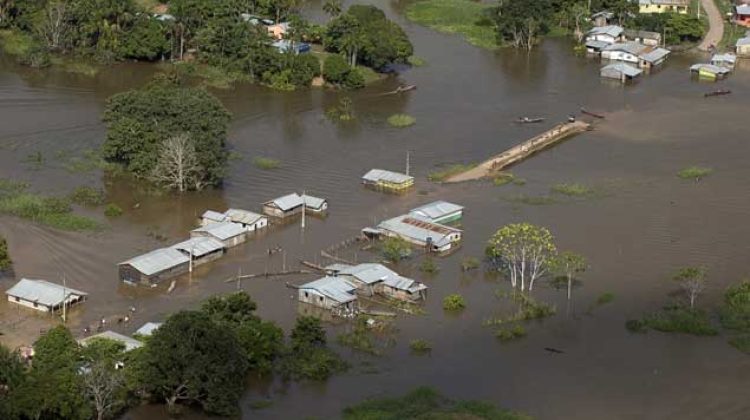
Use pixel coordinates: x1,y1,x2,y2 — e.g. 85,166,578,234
444,120,591,183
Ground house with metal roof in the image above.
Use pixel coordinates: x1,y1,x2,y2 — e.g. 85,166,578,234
585,25,623,45
119,247,190,285
262,193,328,218
380,274,428,302
638,0,688,14
600,63,643,82
224,208,268,232
303,195,328,214
191,222,247,248
622,29,662,46
736,4,750,27
362,169,414,192
79,331,143,352
374,215,463,253
736,37,750,57
170,236,225,267
200,210,228,226
6,278,88,313
409,201,464,224
711,53,737,69
297,276,358,313
639,47,670,68
690,63,731,80
602,42,670,69
326,263,428,301
134,322,163,337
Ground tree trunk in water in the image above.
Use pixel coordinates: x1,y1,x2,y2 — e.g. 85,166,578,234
567,273,572,300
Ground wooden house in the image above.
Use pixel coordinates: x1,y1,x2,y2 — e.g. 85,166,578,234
263,193,304,218
297,276,358,314
690,63,731,80
170,237,225,267
119,248,190,285
736,37,750,58
5,278,87,313
223,209,268,232
375,215,463,253
638,0,688,14
362,169,414,192
409,201,464,224
190,222,247,248
600,63,643,82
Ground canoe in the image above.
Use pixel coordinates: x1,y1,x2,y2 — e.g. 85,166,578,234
516,117,545,124
704,89,731,98
580,107,605,119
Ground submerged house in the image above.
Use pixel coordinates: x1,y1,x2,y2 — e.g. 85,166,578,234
191,222,247,248
690,63,731,80
736,37,750,57
711,53,737,69
362,169,414,192
200,210,228,226
134,322,163,337
119,247,190,285
585,25,623,44
600,62,643,82
297,276,358,314
374,215,463,253
622,29,662,46
408,201,464,224
638,0,688,14
327,263,428,302
170,236,225,267
224,209,268,232
5,278,88,313
79,331,143,352
262,193,327,218
602,42,670,69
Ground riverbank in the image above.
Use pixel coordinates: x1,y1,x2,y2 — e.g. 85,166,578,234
405,0,497,49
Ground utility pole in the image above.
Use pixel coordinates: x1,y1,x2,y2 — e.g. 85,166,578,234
405,150,411,176
282,250,287,272
301,190,306,230
62,273,67,323
236,267,242,291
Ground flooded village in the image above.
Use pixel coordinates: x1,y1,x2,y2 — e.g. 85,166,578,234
2,0,750,419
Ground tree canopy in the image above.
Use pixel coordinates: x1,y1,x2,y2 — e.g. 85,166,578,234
102,75,231,189
484,0,553,50
487,223,557,291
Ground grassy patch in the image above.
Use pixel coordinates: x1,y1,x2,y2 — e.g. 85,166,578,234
248,400,274,410
493,172,524,186
677,166,712,180
380,236,413,262
252,156,281,170
419,258,440,274
495,324,526,342
460,256,480,271
0,180,101,231
719,281,750,354
387,113,416,128
551,182,594,197
409,339,432,354
484,293,556,326
405,0,497,50
356,65,382,85
407,56,427,66
62,149,120,174
104,203,123,218
0,30,35,56
587,292,615,314
443,294,466,311
343,387,531,420
427,163,476,182
337,316,396,356
69,186,105,206
627,306,718,336
166,62,249,89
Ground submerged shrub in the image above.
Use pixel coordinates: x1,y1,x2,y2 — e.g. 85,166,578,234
387,114,416,128
443,294,466,311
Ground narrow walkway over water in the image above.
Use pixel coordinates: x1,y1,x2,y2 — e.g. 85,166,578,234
445,120,591,182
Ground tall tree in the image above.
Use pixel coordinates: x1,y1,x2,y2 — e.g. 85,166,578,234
35,0,71,51
487,223,557,292
673,266,707,309
80,338,128,420
323,0,342,20
550,251,587,300
486,0,552,50
0,345,25,418
150,134,206,192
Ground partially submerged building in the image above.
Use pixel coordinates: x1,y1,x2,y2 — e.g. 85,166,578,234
362,169,414,192
79,331,143,352
327,263,428,302
600,62,643,82
622,29,662,46
297,276,358,314
200,210,228,226
170,237,225,267
690,63,731,80
711,53,737,69
303,195,328,214
134,322,163,337
119,247,190,285
602,42,670,69
191,222,247,248
374,215,463,253
736,37,750,58
585,25,623,45
262,193,328,218
5,278,87,313
223,209,268,232
408,201,464,224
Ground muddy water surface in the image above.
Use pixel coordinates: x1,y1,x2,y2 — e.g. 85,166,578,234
1,2,750,419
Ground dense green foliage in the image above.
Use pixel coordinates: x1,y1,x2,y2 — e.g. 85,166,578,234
484,0,553,50
280,316,347,380
405,0,496,50
325,5,413,70
627,305,718,336
631,13,705,45
0,235,11,270
381,236,412,262
102,75,231,188
323,54,365,88
720,281,750,353
342,387,531,420
443,294,466,311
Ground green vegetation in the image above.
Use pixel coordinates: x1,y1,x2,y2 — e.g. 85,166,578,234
103,75,231,190
631,12,706,46
253,157,281,170
484,293,557,327
419,258,440,274
551,182,594,197
61,149,119,174
409,339,432,354
0,179,100,231
587,292,615,313
279,316,348,381
323,54,365,89
0,236,11,271
483,0,555,50
104,203,124,218
495,324,526,342
493,172,524,186
460,256,481,271
342,387,531,420
487,223,557,291
405,0,497,49
387,114,416,128
407,56,427,67
549,251,587,300
69,186,105,206
627,306,718,336
381,236,412,262
337,316,396,356
443,294,466,311
677,166,713,181
326,97,356,122
719,281,750,353
0,29,35,57
427,163,476,182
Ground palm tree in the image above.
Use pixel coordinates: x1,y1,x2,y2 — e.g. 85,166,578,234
323,0,342,21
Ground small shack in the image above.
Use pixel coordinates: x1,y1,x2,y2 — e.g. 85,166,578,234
736,37,750,58
375,215,463,253
263,193,304,218
736,4,750,27
622,29,661,46
711,53,737,69
328,263,428,302
5,278,87,313
119,248,190,285
362,169,415,192
409,201,464,224
600,62,643,82
380,275,428,302
690,63,731,80
638,47,670,69
170,236,225,267
191,222,247,248
134,322,163,337
79,331,143,352
303,195,328,214
200,210,228,226
297,276,358,314
585,25,623,44
223,209,268,232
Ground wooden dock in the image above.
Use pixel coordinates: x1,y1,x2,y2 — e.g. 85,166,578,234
445,120,591,183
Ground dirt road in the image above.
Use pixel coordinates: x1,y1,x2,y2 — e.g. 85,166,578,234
698,0,724,51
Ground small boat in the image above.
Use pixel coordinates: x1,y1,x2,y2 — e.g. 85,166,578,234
704,89,731,98
394,84,417,94
580,107,605,119
516,117,545,124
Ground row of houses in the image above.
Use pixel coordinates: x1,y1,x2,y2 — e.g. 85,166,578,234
297,263,428,313
363,201,465,254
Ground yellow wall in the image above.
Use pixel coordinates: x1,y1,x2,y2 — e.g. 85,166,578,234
639,4,688,14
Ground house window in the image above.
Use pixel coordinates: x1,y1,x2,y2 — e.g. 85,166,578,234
319,296,323,302
33,302,38,308
304,292,309,298
14,297,20,302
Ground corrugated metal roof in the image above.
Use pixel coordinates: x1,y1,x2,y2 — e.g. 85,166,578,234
622,29,661,40
201,210,227,223
192,222,246,241
270,193,304,211
362,169,414,184
79,331,143,351
736,37,750,46
343,263,398,285
601,63,643,77
377,215,461,247
6,279,87,307
690,63,730,74
135,322,163,337
120,248,189,276
409,201,463,221
640,47,670,63
604,42,647,55
588,25,623,37
299,276,358,303
737,4,750,14
639,0,687,5
170,237,224,257
303,195,326,210
586,40,610,50
224,208,265,225
711,53,737,64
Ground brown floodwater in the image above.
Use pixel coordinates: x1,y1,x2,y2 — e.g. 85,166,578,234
2,2,750,419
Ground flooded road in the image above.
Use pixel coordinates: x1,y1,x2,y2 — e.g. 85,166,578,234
2,1,750,418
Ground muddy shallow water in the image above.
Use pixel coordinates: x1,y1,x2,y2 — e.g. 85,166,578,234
2,2,750,419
